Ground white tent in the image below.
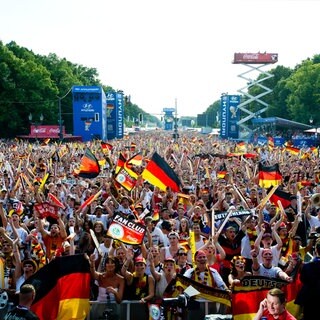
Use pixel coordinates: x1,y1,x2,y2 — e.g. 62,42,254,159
304,128,320,133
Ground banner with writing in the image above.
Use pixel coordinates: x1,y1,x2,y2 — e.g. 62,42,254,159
107,214,146,245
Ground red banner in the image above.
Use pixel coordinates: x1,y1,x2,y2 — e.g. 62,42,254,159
34,202,59,219
29,125,65,138
107,214,146,245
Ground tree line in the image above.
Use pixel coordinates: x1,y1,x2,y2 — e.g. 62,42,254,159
0,40,319,137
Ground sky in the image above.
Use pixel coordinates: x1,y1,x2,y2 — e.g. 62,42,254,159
1,0,320,118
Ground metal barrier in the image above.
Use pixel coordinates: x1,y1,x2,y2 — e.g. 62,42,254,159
89,300,233,319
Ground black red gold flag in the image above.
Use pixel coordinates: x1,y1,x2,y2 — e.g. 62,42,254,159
24,254,91,320
141,152,181,192
74,148,100,178
258,163,282,188
269,187,291,209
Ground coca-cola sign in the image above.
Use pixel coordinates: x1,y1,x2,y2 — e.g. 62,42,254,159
30,125,65,138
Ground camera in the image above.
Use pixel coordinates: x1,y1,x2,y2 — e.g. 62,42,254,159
162,293,189,308
308,232,320,239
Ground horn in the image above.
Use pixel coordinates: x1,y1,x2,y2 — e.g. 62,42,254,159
311,193,320,207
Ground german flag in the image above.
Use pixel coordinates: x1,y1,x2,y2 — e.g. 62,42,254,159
41,138,51,146
232,276,288,320
176,274,231,307
115,167,137,191
141,152,181,192
285,146,300,156
267,136,274,151
24,254,91,320
258,163,282,188
269,187,291,209
130,142,137,152
236,141,247,153
101,141,113,154
123,152,143,179
115,152,127,174
74,148,100,178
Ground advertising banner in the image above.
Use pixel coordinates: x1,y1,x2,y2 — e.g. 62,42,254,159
220,95,240,139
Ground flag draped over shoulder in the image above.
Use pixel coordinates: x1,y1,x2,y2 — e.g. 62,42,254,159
24,254,91,320
269,187,291,209
258,163,282,188
141,152,181,192
74,148,100,178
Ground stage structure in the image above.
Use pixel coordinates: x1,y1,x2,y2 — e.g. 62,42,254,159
233,52,278,136
163,107,176,131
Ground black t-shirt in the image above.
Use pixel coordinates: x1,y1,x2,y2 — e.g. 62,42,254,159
4,306,39,320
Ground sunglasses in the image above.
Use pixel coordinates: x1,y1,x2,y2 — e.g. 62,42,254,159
178,253,187,256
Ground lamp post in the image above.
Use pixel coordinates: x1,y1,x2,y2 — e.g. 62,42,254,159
309,116,315,140
58,98,63,141
29,113,44,142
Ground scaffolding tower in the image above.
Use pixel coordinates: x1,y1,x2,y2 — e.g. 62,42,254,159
233,52,278,136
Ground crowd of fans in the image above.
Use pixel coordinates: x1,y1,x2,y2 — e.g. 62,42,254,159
0,131,320,319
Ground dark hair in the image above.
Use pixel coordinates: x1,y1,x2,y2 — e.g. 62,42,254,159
105,256,121,273
268,288,286,304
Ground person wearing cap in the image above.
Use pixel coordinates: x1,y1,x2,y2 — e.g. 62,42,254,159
251,248,293,282
253,288,296,320
159,231,181,263
12,238,37,293
112,195,135,220
148,253,176,298
183,250,229,291
254,219,283,267
83,204,109,230
121,254,155,303
4,284,39,320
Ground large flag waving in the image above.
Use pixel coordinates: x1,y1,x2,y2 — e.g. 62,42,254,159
74,148,100,178
258,163,282,188
269,187,291,209
141,152,181,192
24,254,91,320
